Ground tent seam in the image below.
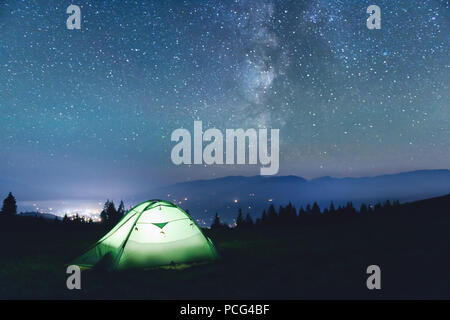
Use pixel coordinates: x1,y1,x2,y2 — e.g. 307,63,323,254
113,201,156,268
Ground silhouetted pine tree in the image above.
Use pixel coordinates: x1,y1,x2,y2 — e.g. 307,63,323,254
298,206,306,216
244,213,253,228
311,202,321,215
100,200,118,227
297,206,306,222
117,200,126,221
235,208,244,228
374,203,382,212
305,204,312,215
1,192,17,216
278,205,286,222
343,202,356,216
360,203,368,214
286,202,297,221
211,213,225,230
279,202,296,223
261,209,268,225
329,202,336,214
267,204,277,224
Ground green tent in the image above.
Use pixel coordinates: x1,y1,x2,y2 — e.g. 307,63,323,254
73,200,218,270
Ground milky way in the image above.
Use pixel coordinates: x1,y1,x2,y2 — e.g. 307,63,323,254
0,0,448,207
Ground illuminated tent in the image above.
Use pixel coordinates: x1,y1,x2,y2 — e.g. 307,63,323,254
73,200,218,270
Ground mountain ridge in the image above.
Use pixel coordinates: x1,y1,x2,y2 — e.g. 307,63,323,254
150,169,450,224
167,169,450,187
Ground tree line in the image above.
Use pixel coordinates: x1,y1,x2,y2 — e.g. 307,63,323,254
211,200,401,230
1,191,401,231
0,192,126,230
59,199,126,229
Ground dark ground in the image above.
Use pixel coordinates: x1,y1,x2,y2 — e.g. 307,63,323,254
0,195,449,299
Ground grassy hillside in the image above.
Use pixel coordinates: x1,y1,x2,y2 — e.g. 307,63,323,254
0,194,449,299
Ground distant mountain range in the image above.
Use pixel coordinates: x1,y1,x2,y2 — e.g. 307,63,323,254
150,169,450,225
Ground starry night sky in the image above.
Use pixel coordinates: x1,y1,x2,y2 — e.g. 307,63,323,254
0,1,448,213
